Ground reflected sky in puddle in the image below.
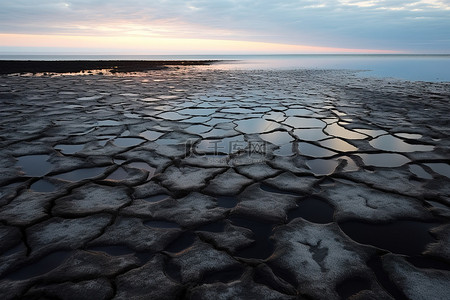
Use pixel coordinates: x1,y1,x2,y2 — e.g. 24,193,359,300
318,138,358,152
112,137,145,147
139,130,165,141
181,116,212,123
235,118,279,134
370,135,434,152
177,108,216,116
284,108,314,117
293,128,329,141
298,142,337,158
53,167,107,181
306,159,340,176
283,116,326,129
263,111,286,122
424,163,450,179
16,155,52,177
324,123,367,140
54,144,84,155
357,153,411,167
395,133,423,139
157,111,188,121
205,118,233,126
30,179,57,192
105,167,128,181
273,143,295,156
97,120,121,126
354,128,387,138
259,131,293,146
409,164,433,179
184,124,212,134
221,107,254,114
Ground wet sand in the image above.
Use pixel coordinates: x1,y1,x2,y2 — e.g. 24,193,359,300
0,66,449,299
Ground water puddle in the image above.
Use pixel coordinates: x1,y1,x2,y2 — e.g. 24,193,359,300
298,142,338,158
6,251,72,280
16,155,52,177
205,118,233,126
112,137,145,147
318,138,358,152
229,215,274,260
184,124,212,134
165,231,196,253
370,135,434,152
97,120,122,126
357,153,411,168
283,117,326,129
293,128,329,141
52,167,106,181
30,179,57,192
324,123,367,140
339,220,438,256
177,108,216,116
424,163,450,179
127,162,156,179
409,164,433,179
105,167,129,181
222,107,255,114
180,116,212,124
354,128,387,138
395,133,423,139
287,196,334,223
216,196,239,208
263,111,286,122
259,131,294,146
235,118,279,134
273,143,295,156
306,159,340,176
284,108,314,117
54,144,84,155
157,111,188,121
139,130,165,141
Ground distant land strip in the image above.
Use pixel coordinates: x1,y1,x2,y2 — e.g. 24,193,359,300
0,60,220,74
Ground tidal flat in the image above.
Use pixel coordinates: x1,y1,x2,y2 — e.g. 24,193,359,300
0,65,449,299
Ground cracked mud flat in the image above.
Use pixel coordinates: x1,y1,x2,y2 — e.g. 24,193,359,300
0,66,449,299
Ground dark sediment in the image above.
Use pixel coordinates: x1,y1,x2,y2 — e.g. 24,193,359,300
0,60,218,74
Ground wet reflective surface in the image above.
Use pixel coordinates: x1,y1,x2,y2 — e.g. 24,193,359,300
1,66,448,299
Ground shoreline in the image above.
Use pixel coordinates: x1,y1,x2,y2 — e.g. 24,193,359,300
0,60,220,74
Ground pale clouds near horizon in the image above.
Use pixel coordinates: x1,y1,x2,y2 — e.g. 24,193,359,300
1,0,449,52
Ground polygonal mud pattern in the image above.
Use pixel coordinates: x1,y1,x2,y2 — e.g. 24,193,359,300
0,67,449,299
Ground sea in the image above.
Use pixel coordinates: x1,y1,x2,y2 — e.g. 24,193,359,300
1,54,449,82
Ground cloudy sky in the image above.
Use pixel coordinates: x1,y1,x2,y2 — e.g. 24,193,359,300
1,0,449,54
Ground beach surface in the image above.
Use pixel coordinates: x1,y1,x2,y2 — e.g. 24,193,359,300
0,65,449,299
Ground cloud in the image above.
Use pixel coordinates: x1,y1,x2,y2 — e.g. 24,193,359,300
0,0,449,52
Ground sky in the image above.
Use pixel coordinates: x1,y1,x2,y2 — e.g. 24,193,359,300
0,0,449,54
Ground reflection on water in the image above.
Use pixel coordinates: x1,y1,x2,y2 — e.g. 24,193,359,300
30,179,57,192
235,118,279,134
53,167,106,181
424,163,450,179
370,135,434,152
306,159,340,176
16,155,52,177
357,153,411,168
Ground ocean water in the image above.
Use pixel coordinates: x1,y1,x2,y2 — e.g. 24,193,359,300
1,54,449,82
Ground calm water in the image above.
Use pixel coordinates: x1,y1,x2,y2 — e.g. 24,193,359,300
1,54,449,82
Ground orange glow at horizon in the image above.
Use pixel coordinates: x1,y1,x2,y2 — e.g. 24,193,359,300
0,33,400,54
